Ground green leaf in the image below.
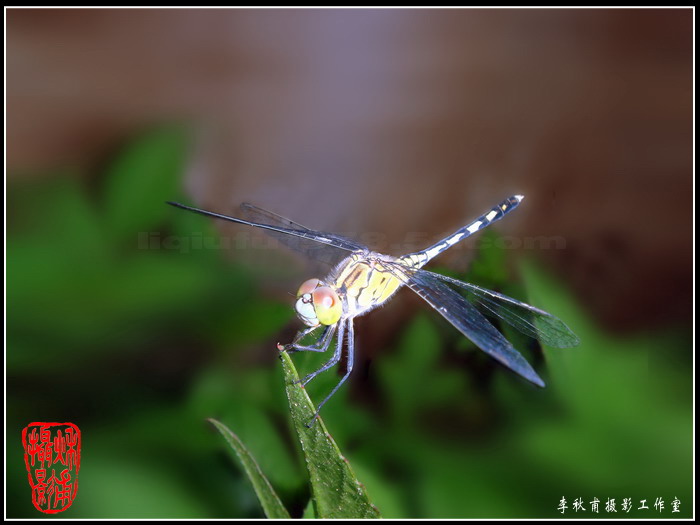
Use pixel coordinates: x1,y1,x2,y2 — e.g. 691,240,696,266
302,499,316,519
103,126,189,243
279,351,381,519
208,418,290,519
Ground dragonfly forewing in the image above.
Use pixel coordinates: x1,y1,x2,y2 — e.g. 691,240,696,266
167,201,367,266
240,202,367,266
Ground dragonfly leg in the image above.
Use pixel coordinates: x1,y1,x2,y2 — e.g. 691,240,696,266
306,319,355,428
299,320,346,387
278,325,335,353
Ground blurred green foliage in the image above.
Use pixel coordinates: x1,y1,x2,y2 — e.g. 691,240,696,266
7,128,693,518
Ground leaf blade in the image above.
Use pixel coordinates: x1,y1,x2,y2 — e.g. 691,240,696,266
279,351,381,519
208,418,290,519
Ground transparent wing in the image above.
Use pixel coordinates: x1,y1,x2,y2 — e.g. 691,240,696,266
167,201,368,265
385,261,545,387
239,203,367,265
415,270,580,348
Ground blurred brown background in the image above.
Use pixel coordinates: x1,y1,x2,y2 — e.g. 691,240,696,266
7,8,693,331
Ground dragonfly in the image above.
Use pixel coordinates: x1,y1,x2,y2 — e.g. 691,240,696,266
167,195,579,426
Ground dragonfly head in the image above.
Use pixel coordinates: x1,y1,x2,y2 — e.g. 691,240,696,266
295,278,342,327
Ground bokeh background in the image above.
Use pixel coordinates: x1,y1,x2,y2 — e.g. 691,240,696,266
6,8,693,519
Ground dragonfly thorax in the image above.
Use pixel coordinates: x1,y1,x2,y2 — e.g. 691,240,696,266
295,278,342,327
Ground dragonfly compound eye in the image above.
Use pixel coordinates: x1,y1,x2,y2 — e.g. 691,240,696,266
312,286,342,325
297,278,321,298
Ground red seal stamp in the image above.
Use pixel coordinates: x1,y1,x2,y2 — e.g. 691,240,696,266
21,422,81,514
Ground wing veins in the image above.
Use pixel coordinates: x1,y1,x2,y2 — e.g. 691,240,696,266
386,262,545,387
415,270,580,348
167,201,365,255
